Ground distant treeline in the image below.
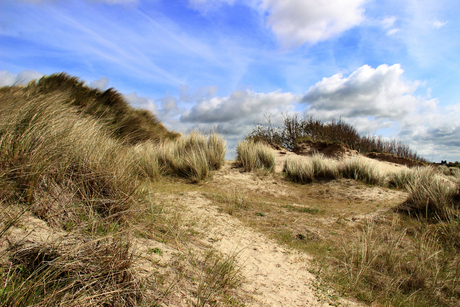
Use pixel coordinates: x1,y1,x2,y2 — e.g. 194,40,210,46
246,114,426,162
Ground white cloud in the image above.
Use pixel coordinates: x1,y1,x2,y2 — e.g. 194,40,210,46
181,89,298,125
261,0,367,48
432,19,448,29
302,64,420,122
0,70,44,86
381,16,396,29
188,0,235,12
386,28,400,36
398,103,460,162
89,76,110,91
124,92,183,122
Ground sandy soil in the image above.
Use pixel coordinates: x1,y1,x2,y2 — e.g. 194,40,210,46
2,148,410,306
176,191,360,306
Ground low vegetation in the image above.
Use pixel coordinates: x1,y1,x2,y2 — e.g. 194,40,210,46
283,154,385,186
26,72,180,144
156,130,226,182
246,114,426,161
1,73,458,307
236,140,275,172
0,75,229,306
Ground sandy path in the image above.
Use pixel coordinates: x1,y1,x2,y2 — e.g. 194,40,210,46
181,191,360,307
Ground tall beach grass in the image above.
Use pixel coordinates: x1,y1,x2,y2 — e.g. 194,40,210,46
155,130,227,181
235,140,275,172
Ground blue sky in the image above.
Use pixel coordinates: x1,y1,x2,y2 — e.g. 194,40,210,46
1,0,459,162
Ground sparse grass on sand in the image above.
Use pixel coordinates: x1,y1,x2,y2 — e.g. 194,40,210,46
233,150,460,306
2,75,460,307
0,80,232,306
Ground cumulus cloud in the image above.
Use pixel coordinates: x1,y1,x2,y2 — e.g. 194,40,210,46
89,76,110,91
398,102,460,162
261,0,367,48
302,64,420,122
181,89,298,125
0,70,44,86
124,92,183,122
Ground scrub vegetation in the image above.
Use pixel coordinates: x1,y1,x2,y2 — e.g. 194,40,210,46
246,114,426,161
1,73,458,307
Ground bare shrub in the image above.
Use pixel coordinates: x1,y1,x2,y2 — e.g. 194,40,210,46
246,114,425,161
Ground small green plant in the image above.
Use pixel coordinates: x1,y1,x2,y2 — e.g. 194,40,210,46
148,247,164,256
192,249,242,307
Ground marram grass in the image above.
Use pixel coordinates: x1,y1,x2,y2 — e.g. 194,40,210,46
236,140,275,172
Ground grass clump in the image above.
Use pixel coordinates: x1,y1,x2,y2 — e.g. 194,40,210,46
156,130,227,181
284,154,387,185
0,85,142,228
0,83,150,305
26,72,180,144
333,219,460,306
235,140,275,172
387,168,414,189
2,236,140,307
398,167,460,221
194,249,242,307
339,156,386,186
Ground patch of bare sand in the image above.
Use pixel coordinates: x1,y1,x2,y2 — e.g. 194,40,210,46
213,162,290,197
1,212,68,258
177,191,362,307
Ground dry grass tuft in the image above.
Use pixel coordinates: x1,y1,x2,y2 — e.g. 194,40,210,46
194,249,243,306
283,154,339,183
339,156,386,186
25,72,180,144
334,219,460,306
236,140,275,172
2,236,141,307
156,130,227,181
398,167,460,221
